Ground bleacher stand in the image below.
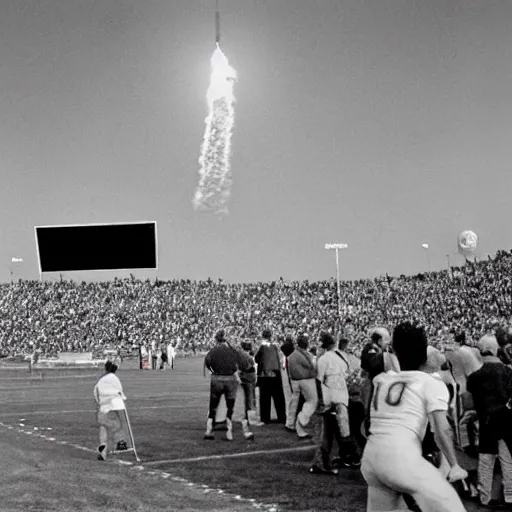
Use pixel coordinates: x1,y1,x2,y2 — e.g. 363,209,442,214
0,251,511,362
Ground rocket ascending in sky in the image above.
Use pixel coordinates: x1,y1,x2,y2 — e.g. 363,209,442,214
194,0,237,215
215,0,220,45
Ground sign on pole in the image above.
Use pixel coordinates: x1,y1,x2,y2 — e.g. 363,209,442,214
324,243,348,250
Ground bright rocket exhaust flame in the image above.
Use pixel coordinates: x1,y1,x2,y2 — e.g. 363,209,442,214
193,46,236,216
207,46,236,103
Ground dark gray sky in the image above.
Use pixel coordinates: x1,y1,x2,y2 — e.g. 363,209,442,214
2,0,512,283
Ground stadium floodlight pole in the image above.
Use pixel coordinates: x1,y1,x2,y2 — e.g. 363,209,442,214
10,257,23,283
324,243,348,321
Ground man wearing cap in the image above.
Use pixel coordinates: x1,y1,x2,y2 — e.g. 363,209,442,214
467,335,512,508
255,329,287,424
204,330,249,441
93,361,128,461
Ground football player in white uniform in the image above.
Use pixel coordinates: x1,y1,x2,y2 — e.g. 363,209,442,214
361,322,468,512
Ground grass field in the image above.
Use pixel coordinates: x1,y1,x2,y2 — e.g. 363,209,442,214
0,357,492,511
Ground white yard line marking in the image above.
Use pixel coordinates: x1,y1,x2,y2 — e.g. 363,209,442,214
145,444,316,466
0,374,100,381
0,422,96,453
0,372,190,382
0,404,198,417
0,394,200,402
0,420,281,511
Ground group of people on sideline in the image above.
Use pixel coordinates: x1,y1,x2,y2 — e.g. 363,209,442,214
202,323,512,510
91,316,512,509
202,327,366,472
138,341,176,370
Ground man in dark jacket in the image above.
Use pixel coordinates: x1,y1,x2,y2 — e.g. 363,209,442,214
467,335,512,508
204,330,249,441
281,335,295,359
281,335,295,395
255,329,286,424
286,334,317,438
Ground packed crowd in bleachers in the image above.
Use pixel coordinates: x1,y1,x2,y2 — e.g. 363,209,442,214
1,249,511,359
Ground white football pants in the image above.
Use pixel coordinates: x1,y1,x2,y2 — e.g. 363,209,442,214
361,435,467,512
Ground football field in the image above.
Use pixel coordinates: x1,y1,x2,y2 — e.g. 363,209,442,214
0,357,484,511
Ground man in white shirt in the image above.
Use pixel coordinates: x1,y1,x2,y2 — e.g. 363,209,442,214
167,342,176,370
140,344,148,370
361,322,468,512
445,331,482,395
316,332,360,467
93,361,128,461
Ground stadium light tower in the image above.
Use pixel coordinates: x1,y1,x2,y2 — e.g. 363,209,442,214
324,243,348,320
10,257,23,283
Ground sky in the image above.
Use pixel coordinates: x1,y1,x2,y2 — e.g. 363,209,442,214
1,0,512,284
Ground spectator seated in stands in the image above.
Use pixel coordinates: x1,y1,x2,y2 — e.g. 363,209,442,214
1,249,512,379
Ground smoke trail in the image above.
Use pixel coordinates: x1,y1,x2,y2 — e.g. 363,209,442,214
193,46,236,216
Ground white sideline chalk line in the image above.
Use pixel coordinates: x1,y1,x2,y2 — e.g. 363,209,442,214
145,444,317,465
0,420,279,511
0,372,187,382
0,404,199,417
0,393,201,401
0,374,101,381
0,420,96,454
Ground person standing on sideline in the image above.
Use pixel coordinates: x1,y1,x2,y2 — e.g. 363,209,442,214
360,327,400,434
496,326,512,367
317,332,360,467
159,345,168,370
93,361,128,461
336,336,366,450
138,342,144,370
237,341,261,439
255,329,287,424
361,322,468,512
286,334,318,439
445,331,482,395
467,335,512,509
281,335,300,431
204,330,249,441
151,341,158,370
167,342,176,370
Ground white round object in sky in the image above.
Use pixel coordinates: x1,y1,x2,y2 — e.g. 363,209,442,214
457,230,478,256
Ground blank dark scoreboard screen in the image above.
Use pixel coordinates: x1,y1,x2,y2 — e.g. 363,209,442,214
36,222,157,273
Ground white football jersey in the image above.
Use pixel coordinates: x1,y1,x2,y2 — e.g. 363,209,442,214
369,370,449,442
